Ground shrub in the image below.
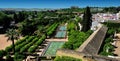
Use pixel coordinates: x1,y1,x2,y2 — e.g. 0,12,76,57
15,42,27,52
99,28,115,56
63,30,92,50
0,50,6,59
54,56,82,61
14,53,25,61
32,37,39,43
15,36,29,46
5,45,13,52
26,36,35,42
20,42,33,53
105,37,113,43
6,54,13,61
35,35,46,45
47,23,58,36
28,45,37,53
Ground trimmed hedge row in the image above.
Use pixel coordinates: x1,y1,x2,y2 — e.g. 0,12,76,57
15,36,29,46
46,23,57,32
54,56,82,61
28,45,38,53
47,23,58,36
5,34,46,54
15,36,35,52
20,37,39,53
28,35,46,53
5,36,35,52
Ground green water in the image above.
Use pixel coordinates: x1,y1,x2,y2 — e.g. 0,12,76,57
44,42,65,56
59,26,66,31
55,31,66,38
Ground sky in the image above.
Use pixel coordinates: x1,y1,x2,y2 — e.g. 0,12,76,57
0,0,120,8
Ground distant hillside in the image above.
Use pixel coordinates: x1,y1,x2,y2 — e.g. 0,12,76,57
0,8,57,11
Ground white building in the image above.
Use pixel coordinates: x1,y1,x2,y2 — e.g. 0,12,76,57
117,11,120,19
92,12,119,22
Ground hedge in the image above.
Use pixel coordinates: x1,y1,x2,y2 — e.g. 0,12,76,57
28,35,46,53
20,37,39,53
28,45,38,53
54,56,82,61
5,45,13,52
15,36,29,46
0,50,6,58
47,23,58,36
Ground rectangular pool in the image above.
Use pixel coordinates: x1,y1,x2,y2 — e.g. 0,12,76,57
59,26,66,31
55,31,66,38
44,42,65,56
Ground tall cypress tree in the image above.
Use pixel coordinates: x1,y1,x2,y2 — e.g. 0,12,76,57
81,6,92,32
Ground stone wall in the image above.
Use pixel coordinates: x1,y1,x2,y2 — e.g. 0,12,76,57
56,49,96,61
77,24,108,55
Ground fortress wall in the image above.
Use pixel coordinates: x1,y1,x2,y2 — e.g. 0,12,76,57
56,49,96,61
77,24,108,55
56,49,119,61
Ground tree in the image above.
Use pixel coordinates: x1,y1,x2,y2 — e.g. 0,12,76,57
19,19,37,35
0,12,11,29
13,11,28,23
81,6,92,32
13,13,19,23
14,53,25,61
6,29,19,54
34,25,45,37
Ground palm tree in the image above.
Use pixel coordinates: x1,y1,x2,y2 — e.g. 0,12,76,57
6,29,19,54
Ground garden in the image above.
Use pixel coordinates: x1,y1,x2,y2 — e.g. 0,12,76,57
62,21,93,50
99,22,120,56
0,7,91,61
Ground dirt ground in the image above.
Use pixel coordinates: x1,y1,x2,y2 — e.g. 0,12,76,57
114,40,120,56
114,34,120,56
0,34,22,50
0,34,12,50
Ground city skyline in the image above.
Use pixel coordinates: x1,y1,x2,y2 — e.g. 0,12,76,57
0,0,120,8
